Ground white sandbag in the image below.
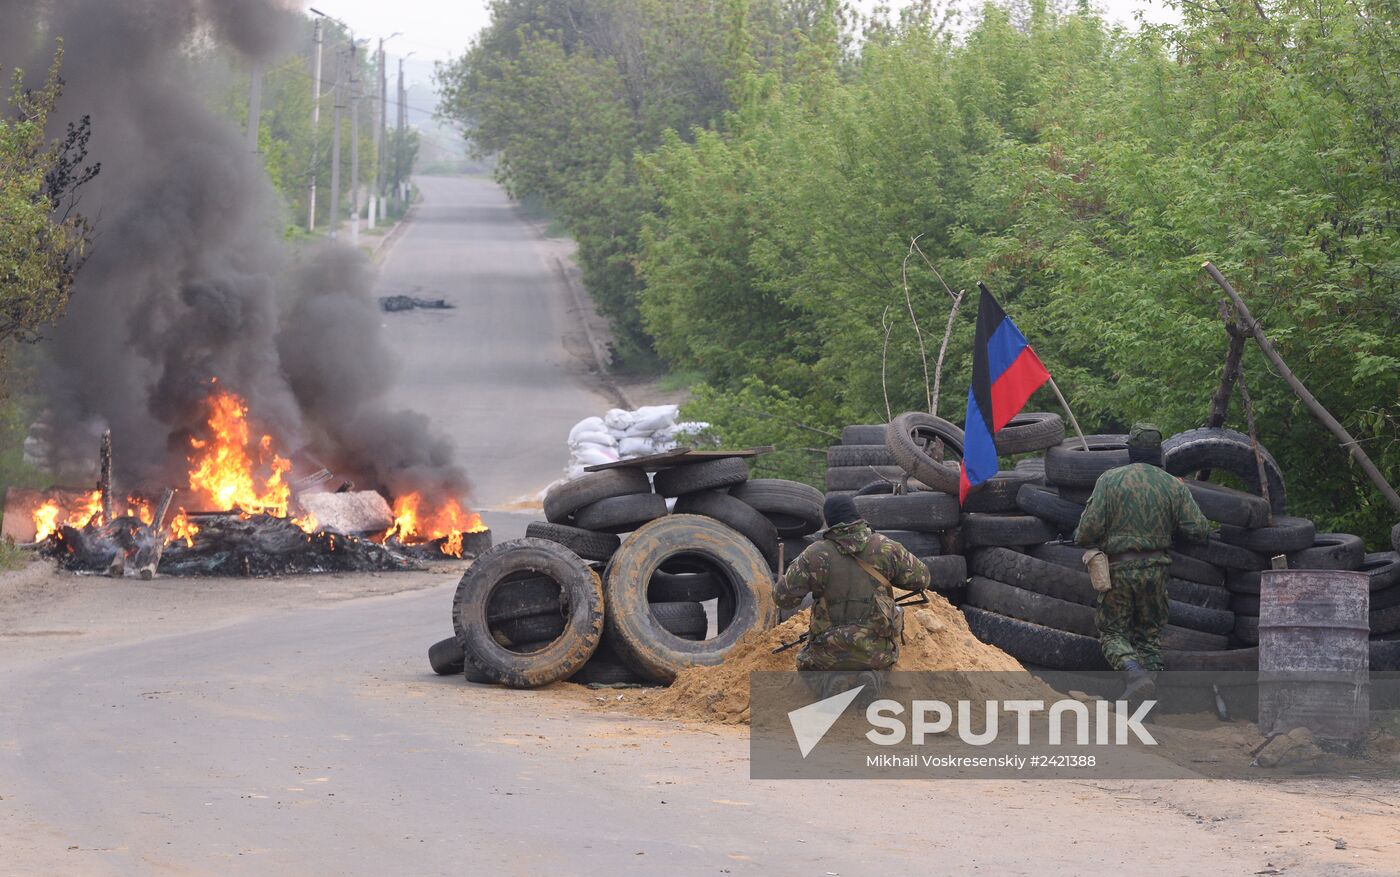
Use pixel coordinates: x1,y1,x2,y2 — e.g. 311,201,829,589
569,430,617,448
618,436,657,458
568,416,607,444
603,409,636,431
573,446,620,467
627,404,679,435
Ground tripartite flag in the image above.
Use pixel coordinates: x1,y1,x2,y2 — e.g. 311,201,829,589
960,287,1050,503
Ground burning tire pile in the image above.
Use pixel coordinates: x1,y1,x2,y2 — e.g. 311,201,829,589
429,456,828,688
826,416,1400,672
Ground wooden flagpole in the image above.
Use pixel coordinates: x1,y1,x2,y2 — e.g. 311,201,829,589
1048,375,1090,451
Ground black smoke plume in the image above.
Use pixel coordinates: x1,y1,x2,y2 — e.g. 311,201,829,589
1,0,472,507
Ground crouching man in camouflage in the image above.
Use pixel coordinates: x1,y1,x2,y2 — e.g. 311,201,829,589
1075,422,1212,701
775,495,931,695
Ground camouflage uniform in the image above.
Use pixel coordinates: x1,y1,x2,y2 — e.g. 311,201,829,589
1074,432,1212,671
775,519,931,671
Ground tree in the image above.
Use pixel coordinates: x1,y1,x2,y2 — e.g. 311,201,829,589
0,44,98,355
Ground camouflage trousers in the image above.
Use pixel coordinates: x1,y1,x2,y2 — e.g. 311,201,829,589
1095,562,1169,671
795,622,898,672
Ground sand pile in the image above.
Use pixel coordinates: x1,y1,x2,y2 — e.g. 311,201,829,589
637,592,1029,725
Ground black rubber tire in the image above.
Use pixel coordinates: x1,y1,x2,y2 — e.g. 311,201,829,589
653,457,750,497
884,412,964,493
603,515,777,683
569,657,649,686
1286,532,1365,571
1373,640,1400,671
921,555,967,590
972,547,1096,605
673,490,780,569
573,493,670,534
452,574,562,647
456,539,605,688
826,444,897,468
824,465,907,492
780,538,811,568
1162,625,1229,651
961,513,1056,548
1015,483,1085,532
966,576,1096,636
1014,456,1046,476
1372,604,1400,635
1167,549,1225,587
1229,593,1260,615
853,491,960,532
963,469,1041,514
1168,600,1235,635
648,601,708,640
1218,516,1316,554
428,635,466,676
993,412,1066,455
1043,436,1130,488
729,479,825,537
1183,480,1269,529
841,424,887,445
1163,648,1258,671
961,605,1108,670
494,611,567,646
877,530,943,556
1162,427,1287,513
1362,552,1400,591
543,469,652,524
648,568,725,603
1176,537,1267,571
1339,588,1397,619
1393,523,1400,554
1233,615,1259,646
524,521,621,562
1167,577,1230,610
1055,484,1095,504
1224,569,1263,595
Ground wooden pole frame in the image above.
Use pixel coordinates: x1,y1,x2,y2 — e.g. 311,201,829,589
1202,262,1400,514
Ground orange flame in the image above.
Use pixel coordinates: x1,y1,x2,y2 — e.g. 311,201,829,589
384,494,483,557
31,490,104,541
168,510,200,547
186,391,292,517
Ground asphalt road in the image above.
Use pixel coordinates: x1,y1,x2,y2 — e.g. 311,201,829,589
2,177,1393,876
376,175,611,510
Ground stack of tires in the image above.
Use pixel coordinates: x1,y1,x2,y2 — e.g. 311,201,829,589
823,424,908,499
428,458,824,687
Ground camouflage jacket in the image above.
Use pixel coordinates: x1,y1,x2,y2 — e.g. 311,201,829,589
776,520,931,641
1074,463,1212,558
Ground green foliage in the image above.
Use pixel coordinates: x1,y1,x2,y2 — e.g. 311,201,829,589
436,0,840,364
643,1,1400,544
0,44,97,359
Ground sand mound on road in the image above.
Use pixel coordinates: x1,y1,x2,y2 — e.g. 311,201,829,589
636,592,1025,725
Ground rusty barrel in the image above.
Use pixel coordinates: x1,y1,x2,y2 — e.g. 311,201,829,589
1258,569,1369,746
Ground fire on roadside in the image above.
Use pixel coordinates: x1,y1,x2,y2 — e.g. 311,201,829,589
29,386,479,558
385,494,485,558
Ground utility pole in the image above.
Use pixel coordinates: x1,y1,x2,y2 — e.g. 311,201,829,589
307,17,324,232
370,38,384,229
329,48,343,240
349,39,361,247
246,61,264,154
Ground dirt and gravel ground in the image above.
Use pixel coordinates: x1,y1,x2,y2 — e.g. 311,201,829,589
1,176,1396,876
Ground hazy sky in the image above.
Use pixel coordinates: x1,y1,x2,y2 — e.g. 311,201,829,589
306,0,1182,66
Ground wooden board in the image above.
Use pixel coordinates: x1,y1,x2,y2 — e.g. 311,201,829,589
583,447,772,473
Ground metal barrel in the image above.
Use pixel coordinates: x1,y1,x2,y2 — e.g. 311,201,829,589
1258,569,1370,746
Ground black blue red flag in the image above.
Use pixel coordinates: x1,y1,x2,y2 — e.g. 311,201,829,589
959,286,1050,503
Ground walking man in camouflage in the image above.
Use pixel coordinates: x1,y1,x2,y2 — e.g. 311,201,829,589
1075,423,1212,700
776,495,930,690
